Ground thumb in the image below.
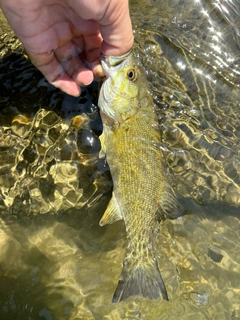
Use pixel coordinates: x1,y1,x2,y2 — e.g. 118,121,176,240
99,0,134,55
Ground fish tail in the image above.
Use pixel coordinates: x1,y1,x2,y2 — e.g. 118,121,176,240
112,258,168,303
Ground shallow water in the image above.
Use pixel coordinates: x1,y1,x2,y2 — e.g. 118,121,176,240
0,1,240,319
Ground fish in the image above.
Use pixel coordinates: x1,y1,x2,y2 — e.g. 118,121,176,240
98,49,183,303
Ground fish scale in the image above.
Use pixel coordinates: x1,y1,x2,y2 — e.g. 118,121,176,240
98,49,183,303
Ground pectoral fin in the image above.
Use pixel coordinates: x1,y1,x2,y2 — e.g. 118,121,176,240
99,193,123,226
159,185,184,220
99,133,106,158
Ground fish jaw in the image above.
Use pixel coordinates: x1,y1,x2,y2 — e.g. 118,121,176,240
100,50,133,84
100,49,133,70
98,49,144,123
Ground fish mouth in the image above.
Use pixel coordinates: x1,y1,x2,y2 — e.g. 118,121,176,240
100,49,133,76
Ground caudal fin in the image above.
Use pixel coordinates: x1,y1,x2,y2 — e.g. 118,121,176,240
112,258,168,303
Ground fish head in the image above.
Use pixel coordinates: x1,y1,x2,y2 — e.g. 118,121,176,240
98,49,149,123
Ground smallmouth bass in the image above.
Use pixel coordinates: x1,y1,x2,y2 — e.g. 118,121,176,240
98,49,183,303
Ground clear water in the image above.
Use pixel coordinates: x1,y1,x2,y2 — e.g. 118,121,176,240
0,1,240,319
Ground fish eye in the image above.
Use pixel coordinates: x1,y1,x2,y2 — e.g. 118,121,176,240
127,69,136,81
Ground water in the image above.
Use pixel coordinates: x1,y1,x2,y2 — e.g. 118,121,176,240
0,1,240,319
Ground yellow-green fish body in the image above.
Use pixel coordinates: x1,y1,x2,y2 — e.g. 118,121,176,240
98,50,182,303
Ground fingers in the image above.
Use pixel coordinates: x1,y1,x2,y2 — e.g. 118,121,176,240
54,39,94,86
0,1,105,96
88,61,105,79
29,50,81,96
79,32,104,79
28,39,97,96
67,0,134,56
2,0,133,97
71,32,103,81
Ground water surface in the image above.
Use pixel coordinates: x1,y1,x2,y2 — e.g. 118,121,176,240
0,1,240,319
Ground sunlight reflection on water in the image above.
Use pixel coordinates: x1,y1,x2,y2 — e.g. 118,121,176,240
0,0,240,319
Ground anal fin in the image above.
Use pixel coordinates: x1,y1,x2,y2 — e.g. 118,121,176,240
99,193,123,226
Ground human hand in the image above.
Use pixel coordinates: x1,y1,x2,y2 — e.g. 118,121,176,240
0,0,133,96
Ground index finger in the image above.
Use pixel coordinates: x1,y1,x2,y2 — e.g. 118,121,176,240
28,50,82,96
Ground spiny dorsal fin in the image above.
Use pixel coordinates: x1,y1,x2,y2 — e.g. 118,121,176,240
99,193,123,226
159,185,184,220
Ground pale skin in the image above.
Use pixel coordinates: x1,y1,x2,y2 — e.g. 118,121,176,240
0,0,133,96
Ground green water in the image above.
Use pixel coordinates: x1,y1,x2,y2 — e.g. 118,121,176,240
0,0,240,319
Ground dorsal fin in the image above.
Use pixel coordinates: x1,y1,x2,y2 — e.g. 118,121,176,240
159,185,184,220
99,193,123,226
